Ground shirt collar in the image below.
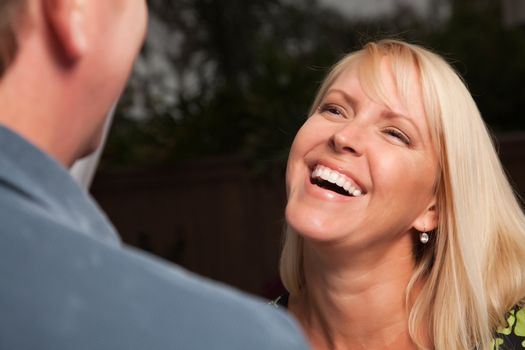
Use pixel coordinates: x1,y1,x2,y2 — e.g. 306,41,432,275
0,125,120,245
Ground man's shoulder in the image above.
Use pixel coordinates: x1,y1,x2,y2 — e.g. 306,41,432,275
0,202,308,350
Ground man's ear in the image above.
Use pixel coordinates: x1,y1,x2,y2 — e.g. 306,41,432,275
43,0,87,61
412,196,438,233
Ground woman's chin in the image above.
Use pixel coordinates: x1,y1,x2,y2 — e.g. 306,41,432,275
286,206,345,243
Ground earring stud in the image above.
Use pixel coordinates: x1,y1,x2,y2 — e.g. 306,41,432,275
420,231,429,244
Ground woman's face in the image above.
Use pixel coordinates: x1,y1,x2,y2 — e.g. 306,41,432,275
285,58,438,250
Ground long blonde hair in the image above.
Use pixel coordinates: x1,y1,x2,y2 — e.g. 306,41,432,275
279,39,525,349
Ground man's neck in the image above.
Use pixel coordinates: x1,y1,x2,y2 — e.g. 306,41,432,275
0,31,85,168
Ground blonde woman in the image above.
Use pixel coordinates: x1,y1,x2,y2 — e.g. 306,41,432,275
275,39,525,349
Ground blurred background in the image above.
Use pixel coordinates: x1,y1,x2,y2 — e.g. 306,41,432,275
90,0,525,298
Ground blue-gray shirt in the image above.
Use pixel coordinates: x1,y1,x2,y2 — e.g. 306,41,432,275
0,126,309,350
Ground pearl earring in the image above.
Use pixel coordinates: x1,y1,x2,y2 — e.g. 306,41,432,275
420,231,429,244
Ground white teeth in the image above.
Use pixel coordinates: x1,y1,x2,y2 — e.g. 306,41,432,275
321,167,330,179
311,165,364,197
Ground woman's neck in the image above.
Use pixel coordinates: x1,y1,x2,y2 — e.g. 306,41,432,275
288,238,426,350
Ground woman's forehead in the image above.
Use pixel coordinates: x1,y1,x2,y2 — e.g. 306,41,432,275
327,56,425,119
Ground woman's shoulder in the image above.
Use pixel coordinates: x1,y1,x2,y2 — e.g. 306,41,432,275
493,305,525,349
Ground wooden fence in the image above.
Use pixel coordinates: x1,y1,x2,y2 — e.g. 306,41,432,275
92,157,288,297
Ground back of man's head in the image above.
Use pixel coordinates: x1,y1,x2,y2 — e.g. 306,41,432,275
0,0,147,167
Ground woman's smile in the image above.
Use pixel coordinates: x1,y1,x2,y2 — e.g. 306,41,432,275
304,162,366,202
311,164,364,197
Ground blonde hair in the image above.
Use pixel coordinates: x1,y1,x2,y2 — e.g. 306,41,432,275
279,39,525,349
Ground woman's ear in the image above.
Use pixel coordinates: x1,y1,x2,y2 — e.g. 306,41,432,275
43,0,87,61
412,196,438,232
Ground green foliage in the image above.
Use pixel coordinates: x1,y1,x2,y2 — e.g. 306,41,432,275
423,0,525,131
101,0,525,173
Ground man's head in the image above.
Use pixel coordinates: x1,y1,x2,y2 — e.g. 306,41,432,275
0,0,147,166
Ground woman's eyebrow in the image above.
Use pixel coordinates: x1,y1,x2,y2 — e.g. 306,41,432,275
324,88,358,107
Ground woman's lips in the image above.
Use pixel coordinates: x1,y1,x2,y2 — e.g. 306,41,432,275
311,164,363,197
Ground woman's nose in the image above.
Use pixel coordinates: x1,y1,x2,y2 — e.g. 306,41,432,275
329,122,364,156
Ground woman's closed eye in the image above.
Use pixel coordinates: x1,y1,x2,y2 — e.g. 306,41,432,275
384,127,411,146
319,104,347,119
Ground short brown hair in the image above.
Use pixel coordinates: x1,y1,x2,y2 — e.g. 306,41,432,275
0,0,26,77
